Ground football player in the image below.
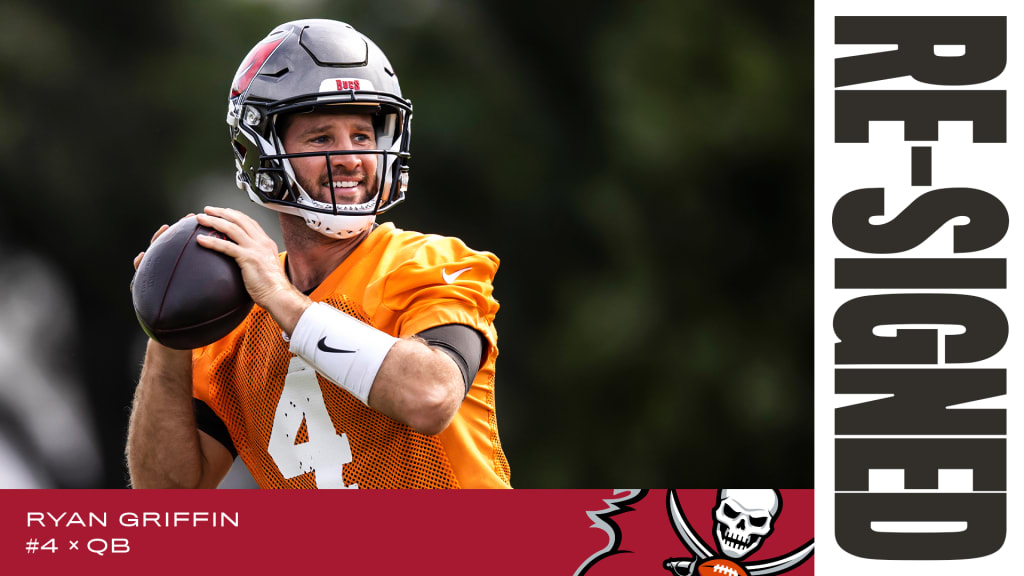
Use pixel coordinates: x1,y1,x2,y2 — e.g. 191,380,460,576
126,19,510,489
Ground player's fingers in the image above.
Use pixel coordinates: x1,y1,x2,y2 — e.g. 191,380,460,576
204,206,263,239
206,208,278,253
150,224,170,244
221,207,264,238
133,251,145,270
196,212,248,245
196,233,241,258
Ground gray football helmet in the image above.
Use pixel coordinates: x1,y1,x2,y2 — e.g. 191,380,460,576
227,19,412,238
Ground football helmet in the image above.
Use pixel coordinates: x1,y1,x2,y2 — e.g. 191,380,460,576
227,19,412,238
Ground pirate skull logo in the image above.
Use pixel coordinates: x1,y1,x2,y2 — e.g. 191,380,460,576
713,489,780,560
663,489,813,576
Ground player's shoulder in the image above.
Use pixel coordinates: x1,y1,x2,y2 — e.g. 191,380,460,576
377,222,499,268
363,224,501,330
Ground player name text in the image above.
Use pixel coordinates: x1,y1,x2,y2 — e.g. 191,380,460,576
27,511,240,528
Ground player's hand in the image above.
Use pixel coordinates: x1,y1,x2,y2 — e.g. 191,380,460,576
194,207,307,330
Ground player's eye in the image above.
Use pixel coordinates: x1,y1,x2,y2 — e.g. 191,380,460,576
723,504,740,519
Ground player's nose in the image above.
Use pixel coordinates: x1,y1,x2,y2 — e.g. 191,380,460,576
330,150,362,173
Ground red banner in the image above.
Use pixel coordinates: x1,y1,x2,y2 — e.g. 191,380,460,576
0,489,812,575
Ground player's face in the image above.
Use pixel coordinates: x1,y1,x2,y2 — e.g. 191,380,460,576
281,110,379,206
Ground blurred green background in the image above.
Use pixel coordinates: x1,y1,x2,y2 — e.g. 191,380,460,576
0,0,811,488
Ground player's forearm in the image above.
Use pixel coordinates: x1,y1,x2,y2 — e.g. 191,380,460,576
368,339,464,436
126,341,206,488
287,303,464,435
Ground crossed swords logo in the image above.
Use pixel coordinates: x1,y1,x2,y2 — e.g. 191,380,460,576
663,490,814,576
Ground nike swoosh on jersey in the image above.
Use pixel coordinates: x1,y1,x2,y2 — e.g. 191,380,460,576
317,337,356,354
442,266,472,284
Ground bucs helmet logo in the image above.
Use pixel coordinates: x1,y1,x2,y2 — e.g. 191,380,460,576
230,34,286,98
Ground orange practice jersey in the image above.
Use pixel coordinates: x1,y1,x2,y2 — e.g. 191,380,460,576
192,223,510,488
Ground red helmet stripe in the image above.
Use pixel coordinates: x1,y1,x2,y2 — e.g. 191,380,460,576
230,36,285,98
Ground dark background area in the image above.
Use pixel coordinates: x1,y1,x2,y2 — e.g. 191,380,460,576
0,0,812,488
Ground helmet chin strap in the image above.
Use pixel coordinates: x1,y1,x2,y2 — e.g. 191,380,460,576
297,196,378,239
302,212,377,239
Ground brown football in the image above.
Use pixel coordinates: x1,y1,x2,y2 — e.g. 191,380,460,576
132,216,253,349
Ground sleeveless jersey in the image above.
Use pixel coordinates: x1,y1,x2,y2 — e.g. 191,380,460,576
192,223,510,488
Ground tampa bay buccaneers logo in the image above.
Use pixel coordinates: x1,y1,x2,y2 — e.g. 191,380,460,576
665,489,813,576
575,490,813,576
230,34,286,97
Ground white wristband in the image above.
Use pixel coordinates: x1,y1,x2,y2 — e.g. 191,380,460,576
288,302,399,405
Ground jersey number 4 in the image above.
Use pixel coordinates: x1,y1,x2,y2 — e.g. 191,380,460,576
268,357,358,488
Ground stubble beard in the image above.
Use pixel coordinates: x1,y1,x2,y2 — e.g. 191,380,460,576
295,160,378,207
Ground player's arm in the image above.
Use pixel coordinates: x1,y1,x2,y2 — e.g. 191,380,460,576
285,305,479,436
367,329,475,435
126,341,233,488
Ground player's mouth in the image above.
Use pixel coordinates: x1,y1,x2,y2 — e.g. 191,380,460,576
324,178,364,203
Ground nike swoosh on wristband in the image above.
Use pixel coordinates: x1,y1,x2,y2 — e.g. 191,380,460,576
317,337,356,354
442,266,472,284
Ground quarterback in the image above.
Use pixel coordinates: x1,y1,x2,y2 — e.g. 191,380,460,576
126,19,510,488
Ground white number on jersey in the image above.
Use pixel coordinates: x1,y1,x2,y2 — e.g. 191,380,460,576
268,357,358,489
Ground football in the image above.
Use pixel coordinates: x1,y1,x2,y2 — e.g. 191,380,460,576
132,216,253,349
696,558,749,576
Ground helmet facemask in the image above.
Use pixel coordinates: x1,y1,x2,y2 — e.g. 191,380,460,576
271,105,407,238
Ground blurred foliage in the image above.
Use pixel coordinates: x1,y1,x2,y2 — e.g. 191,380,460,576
0,0,811,487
